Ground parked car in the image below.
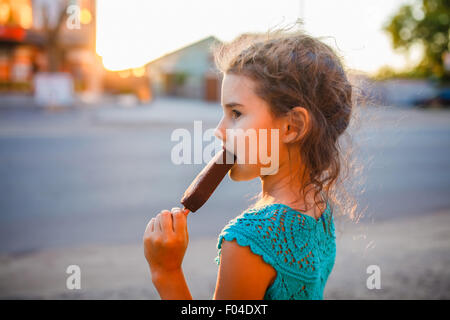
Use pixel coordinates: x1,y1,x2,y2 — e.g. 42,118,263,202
414,87,450,108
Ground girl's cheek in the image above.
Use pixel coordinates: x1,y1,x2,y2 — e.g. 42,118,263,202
223,120,246,158
256,126,278,167
225,116,275,168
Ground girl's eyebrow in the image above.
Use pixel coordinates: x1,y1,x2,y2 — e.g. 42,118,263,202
224,102,244,108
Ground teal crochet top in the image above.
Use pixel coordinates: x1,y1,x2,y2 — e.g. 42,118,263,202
215,201,336,300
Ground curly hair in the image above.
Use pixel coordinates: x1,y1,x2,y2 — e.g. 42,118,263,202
211,24,364,222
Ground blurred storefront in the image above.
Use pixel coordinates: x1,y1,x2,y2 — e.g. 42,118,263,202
0,0,42,92
0,0,102,99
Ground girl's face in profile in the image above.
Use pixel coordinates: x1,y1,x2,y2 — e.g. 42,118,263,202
215,73,287,181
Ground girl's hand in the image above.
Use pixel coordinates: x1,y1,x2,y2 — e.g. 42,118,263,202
143,207,189,280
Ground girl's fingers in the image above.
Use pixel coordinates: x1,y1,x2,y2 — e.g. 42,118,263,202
172,206,190,217
143,218,155,239
172,209,187,234
154,214,162,233
150,208,188,236
158,210,173,233
148,218,155,233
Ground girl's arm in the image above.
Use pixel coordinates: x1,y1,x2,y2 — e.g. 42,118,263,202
151,269,192,300
213,239,277,299
144,208,276,299
149,238,276,300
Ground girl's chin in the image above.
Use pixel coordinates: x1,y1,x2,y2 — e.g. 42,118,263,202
228,163,259,182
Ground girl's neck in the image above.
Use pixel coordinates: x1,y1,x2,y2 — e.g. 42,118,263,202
256,156,324,214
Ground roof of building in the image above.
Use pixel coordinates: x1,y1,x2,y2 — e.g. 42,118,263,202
146,35,222,65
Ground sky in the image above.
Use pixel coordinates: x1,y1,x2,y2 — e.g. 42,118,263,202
96,0,420,74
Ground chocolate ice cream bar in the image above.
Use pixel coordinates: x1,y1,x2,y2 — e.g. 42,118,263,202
181,147,236,213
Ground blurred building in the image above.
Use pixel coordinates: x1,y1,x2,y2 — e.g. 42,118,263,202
102,66,151,104
146,36,223,102
0,0,40,92
0,0,102,97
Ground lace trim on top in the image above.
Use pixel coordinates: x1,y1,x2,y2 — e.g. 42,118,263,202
215,201,336,299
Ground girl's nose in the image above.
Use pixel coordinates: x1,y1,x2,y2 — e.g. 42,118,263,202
214,117,227,143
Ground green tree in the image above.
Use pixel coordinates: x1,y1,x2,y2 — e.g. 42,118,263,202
384,0,450,81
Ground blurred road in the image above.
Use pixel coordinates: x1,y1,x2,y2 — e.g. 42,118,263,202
0,97,449,253
0,96,449,299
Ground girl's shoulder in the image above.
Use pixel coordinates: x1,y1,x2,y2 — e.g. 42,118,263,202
215,201,336,278
217,200,335,251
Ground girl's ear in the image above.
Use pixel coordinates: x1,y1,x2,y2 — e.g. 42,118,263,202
281,106,309,144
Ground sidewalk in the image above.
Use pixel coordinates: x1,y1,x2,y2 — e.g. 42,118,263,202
1,209,449,299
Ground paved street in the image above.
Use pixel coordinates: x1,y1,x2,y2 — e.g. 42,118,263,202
0,97,449,299
1,97,449,253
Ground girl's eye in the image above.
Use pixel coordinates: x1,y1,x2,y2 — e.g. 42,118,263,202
231,109,242,119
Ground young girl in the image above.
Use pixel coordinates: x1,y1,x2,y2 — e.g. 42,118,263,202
143,28,353,300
